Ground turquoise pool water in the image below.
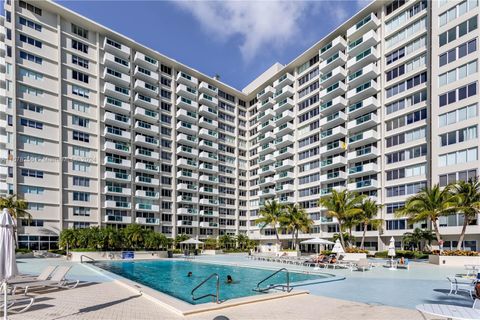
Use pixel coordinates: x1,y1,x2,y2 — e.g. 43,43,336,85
93,260,328,304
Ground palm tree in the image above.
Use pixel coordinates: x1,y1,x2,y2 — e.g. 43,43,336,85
358,199,383,249
219,234,234,249
318,189,364,248
100,227,122,250
396,184,456,244
280,204,313,250
257,199,286,249
402,228,424,251
451,178,480,250
144,231,168,250
59,229,77,252
122,224,145,249
0,194,31,246
235,234,249,250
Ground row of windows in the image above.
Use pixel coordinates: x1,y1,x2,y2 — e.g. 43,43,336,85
385,108,427,132
298,173,320,185
438,60,477,87
386,0,427,33
439,169,477,187
72,70,89,83
439,103,477,127
439,126,477,147
386,202,405,214
386,144,427,164
438,147,477,167
72,39,88,54
386,72,427,98
386,90,427,115
19,1,42,15
72,23,89,39
386,36,426,65
439,38,477,67
386,127,426,148
19,16,41,31
73,131,90,142
20,118,42,129
386,181,427,198
19,34,42,48
386,17,426,49
439,0,478,27
20,101,43,113
386,54,426,82
439,82,477,107
19,51,42,64
439,16,477,47
386,164,426,181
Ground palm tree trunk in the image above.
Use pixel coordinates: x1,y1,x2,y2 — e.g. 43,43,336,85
274,227,281,250
432,219,442,244
456,216,470,250
291,230,295,250
295,230,299,251
360,223,367,249
338,222,346,248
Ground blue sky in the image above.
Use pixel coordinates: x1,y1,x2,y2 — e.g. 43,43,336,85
36,1,367,90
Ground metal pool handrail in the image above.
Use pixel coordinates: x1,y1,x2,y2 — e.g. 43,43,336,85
253,267,291,293
80,255,96,263
191,273,220,303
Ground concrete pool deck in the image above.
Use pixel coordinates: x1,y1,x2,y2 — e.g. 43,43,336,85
7,255,476,319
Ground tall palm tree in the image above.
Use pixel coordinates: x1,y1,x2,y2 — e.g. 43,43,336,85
280,204,313,250
235,234,249,250
358,199,383,249
122,224,145,249
0,194,31,246
396,184,456,244
402,228,424,251
318,189,364,248
451,178,480,250
257,199,286,249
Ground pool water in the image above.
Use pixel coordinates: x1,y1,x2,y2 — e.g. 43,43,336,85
93,260,327,304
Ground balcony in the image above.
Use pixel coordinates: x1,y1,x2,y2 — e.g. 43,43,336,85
273,73,294,90
136,217,160,225
199,105,218,118
274,134,294,149
134,106,158,121
275,183,294,193
177,220,199,227
274,171,294,182
134,79,158,97
274,110,294,126
199,128,218,140
258,143,275,155
320,66,347,88
348,96,379,118
347,112,378,133
348,162,378,178
104,200,131,210
321,96,348,116
257,109,275,123
176,83,197,101
103,141,129,155
199,151,218,162
259,120,275,133
135,176,159,185
104,215,132,224
104,171,131,182
135,190,159,199
320,111,348,129
274,159,295,171
258,97,275,112
320,140,346,156
103,52,130,74
348,129,379,148
320,126,347,142
319,51,347,73
176,96,198,112
176,121,198,135
134,135,158,148
104,112,131,128
346,47,379,71
274,147,294,159
176,109,197,123
320,171,347,183
177,195,199,204
274,98,294,114
103,68,130,87
104,96,130,114
260,188,275,198
176,170,198,180
176,146,198,158
177,208,198,215
103,127,131,141
103,82,130,102
320,155,347,170
134,93,159,110
347,12,380,39
320,81,347,102
199,222,219,228
259,176,275,186
134,66,159,85
198,117,218,130
278,196,295,204
259,165,274,177
347,64,379,88
198,93,218,108
135,203,160,211
199,198,219,206
199,175,218,184
177,183,198,192
134,121,159,134
135,162,158,173
347,29,379,57
177,158,197,170
198,162,218,173
199,186,218,194
104,37,130,59
135,148,159,160
176,71,198,87
104,185,131,196
319,36,347,60
199,82,218,96
347,80,379,103
273,85,294,101
134,52,158,71
104,156,131,168
200,210,219,217
348,179,378,191
257,86,275,100
348,146,379,161
198,139,218,152
258,132,275,144
274,122,294,136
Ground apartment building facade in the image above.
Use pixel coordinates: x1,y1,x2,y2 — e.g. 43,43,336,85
0,0,479,252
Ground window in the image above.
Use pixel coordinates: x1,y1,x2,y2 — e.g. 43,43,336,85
19,16,41,31
72,39,88,54
386,72,427,98
439,82,477,107
73,192,90,202
386,17,426,48
72,100,90,113
72,161,89,172
106,38,122,49
386,54,426,82
439,147,477,166
72,115,89,128
21,135,44,146
19,51,42,64
160,64,172,75
72,85,90,98
73,176,90,187
72,70,89,83
386,108,427,131
72,131,90,142
20,118,42,129
19,34,42,48
21,169,43,178
386,0,427,32
73,207,90,216
386,144,427,164
439,104,477,127
72,55,89,68
19,85,43,96
19,1,42,15
439,39,477,67
386,90,427,114
386,164,426,181
386,202,405,214
19,68,43,80
71,23,88,38
439,0,478,27
440,126,477,147
20,185,44,194
439,169,477,186
439,16,477,47
386,182,427,197
20,101,43,113
386,0,406,15
439,60,477,86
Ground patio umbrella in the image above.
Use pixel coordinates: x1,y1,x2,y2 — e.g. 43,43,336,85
0,208,19,319
332,239,345,254
300,238,334,254
180,238,204,251
387,236,396,270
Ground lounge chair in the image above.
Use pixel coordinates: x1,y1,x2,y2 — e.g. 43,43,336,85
12,266,79,294
447,277,476,299
9,265,57,285
474,299,480,309
355,258,372,271
0,292,35,314
397,258,410,270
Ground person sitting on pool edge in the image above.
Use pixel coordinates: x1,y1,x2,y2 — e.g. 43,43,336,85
187,272,192,277
226,275,233,284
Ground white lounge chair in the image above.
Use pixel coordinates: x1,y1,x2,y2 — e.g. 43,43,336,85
12,266,79,294
0,292,35,314
9,265,57,285
447,277,476,299
355,258,372,271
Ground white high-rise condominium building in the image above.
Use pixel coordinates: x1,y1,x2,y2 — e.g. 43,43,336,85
1,0,479,251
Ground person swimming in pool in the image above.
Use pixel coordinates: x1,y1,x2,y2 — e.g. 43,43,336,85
187,272,192,277
226,275,233,284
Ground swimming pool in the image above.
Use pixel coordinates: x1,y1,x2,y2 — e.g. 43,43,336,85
93,260,331,304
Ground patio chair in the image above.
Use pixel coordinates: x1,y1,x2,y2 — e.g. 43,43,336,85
12,266,79,294
0,291,35,314
355,258,372,272
447,277,475,299
9,265,57,285
474,299,480,309
397,258,410,270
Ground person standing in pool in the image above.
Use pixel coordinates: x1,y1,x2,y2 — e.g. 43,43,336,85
187,272,192,277
226,275,233,284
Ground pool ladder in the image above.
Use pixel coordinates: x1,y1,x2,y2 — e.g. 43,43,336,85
252,268,291,293
191,273,220,303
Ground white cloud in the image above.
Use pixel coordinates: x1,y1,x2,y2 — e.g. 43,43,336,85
174,0,308,62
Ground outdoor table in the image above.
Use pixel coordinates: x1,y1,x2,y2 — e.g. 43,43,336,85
416,304,480,320
464,265,480,276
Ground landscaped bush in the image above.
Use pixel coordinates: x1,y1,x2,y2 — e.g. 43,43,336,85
374,250,429,259
345,247,369,254
15,248,32,254
431,250,479,256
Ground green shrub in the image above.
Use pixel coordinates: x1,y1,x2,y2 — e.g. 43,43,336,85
374,250,429,259
345,247,369,254
48,249,66,255
15,248,32,254
431,250,479,256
